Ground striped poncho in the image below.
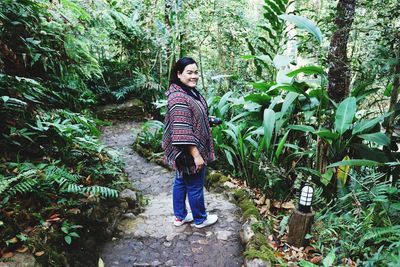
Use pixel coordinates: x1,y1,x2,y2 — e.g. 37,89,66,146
162,83,215,175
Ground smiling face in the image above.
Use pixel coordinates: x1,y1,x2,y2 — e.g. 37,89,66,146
178,63,199,87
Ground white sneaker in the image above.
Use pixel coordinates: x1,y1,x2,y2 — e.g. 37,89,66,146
194,214,218,229
174,212,193,227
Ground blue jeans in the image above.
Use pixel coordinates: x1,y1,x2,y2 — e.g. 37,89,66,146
173,167,207,225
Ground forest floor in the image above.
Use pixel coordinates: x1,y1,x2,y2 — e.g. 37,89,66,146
99,121,244,267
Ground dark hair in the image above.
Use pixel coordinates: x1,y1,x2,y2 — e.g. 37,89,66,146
169,57,198,85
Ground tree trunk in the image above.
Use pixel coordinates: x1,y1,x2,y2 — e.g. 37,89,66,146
386,48,400,150
165,0,174,80
327,0,356,103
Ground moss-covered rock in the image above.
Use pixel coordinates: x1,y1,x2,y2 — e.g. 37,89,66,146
247,233,268,250
244,245,275,262
233,189,251,203
205,171,230,192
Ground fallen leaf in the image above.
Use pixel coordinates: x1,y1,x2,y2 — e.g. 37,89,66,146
16,246,29,253
310,255,323,263
259,205,269,215
35,251,45,257
304,245,318,254
67,208,81,214
7,237,18,244
46,213,61,222
2,252,14,258
23,226,34,233
272,200,295,209
48,213,60,219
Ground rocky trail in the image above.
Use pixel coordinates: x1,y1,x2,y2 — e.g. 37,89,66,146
100,121,244,267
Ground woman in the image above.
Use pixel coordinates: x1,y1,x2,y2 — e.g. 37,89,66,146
162,57,218,229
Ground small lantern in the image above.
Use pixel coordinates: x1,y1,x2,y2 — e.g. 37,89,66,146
298,185,313,213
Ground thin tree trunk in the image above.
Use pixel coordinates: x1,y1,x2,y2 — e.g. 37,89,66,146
327,0,356,103
165,0,173,80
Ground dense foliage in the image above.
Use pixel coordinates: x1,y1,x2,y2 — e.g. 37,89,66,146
135,0,400,265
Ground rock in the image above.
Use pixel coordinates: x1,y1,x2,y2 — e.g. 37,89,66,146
245,258,271,267
2,253,37,267
223,181,238,189
122,212,136,219
216,230,232,241
151,260,162,266
165,260,174,266
97,99,145,121
120,189,138,208
240,216,258,243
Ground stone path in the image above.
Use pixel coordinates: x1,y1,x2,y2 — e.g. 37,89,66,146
100,121,244,267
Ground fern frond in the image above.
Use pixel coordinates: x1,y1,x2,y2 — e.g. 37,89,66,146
362,225,400,244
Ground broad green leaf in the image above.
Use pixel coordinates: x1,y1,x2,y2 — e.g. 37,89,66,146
244,93,271,105
328,159,381,168
337,155,350,187
321,169,334,186
297,167,321,178
240,55,255,60
268,82,308,96
251,81,274,91
276,92,299,132
287,66,325,77
335,97,356,135
218,92,232,114
384,84,393,97
288,124,315,132
222,129,238,144
256,55,273,63
274,130,290,164
358,132,390,146
263,108,276,152
299,259,318,267
64,235,72,245
313,129,340,140
322,250,336,267
223,150,235,167
278,14,323,44
352,113,391,135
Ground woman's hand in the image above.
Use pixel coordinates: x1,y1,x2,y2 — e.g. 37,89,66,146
188,146,205,172
193,154,205,172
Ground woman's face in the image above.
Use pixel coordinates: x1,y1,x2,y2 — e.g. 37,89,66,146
178,63,199,87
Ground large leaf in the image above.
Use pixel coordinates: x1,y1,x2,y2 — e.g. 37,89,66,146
352,113,391,135
273,130,290,164
328,159,381,168
313,128,340,140
337,155,350,187
288,124,315,132
244,93,271,105
286,66,325,77
278,14,323,44
263,108,276,152
358,132,390,146
335,97,356,135
321,169,334,186
276,92,299,132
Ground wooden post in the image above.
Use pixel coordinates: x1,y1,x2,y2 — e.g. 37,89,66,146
287,209,315,248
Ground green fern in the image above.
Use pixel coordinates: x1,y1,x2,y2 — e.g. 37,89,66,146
0,170,37,196
362,226,400,249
